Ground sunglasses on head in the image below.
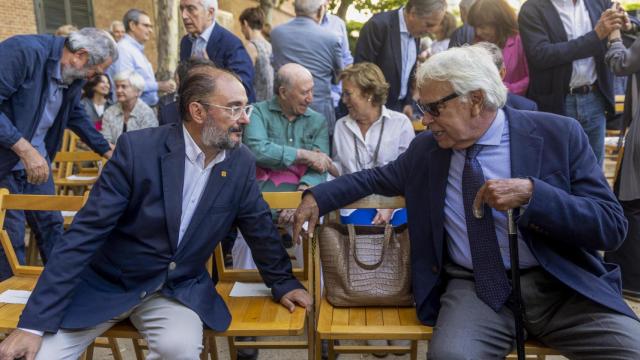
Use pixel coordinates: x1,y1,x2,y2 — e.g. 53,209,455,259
417,92,460,117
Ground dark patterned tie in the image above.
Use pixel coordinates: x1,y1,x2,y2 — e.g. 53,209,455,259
462,144,512,312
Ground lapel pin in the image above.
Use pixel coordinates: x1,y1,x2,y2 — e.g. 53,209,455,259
221,171,227,177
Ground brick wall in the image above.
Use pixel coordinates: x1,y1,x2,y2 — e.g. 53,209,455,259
0,0,37,41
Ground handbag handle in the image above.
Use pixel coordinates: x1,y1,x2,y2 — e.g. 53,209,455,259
348,224,393,270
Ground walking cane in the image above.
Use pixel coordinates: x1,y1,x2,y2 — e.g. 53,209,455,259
508,208,525,360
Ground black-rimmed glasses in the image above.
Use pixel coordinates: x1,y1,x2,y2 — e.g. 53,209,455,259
200,102,253,120
417,93,460,117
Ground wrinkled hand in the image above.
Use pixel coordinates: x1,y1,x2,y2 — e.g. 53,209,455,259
280,288,312,313
292,193,320,245
12,138,49,185
306,151,332,173
0,329,42,360
595,9,625,39
278,208,296,225
158,80,176,93
372,209,394,225
473,178,533,217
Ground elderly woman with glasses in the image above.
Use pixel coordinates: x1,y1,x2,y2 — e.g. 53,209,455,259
101,70,158,145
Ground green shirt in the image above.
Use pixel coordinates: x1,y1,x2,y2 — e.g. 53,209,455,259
243,98,330,187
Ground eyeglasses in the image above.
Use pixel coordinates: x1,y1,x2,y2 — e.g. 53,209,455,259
417,93,460,117
200,102,253,120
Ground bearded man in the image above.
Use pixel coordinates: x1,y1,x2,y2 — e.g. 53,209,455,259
0,64,311,360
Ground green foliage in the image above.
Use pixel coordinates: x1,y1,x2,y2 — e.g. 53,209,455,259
328,0,405,14
346,20,364,53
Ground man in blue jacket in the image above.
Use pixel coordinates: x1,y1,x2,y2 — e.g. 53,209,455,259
0,65,310,360
179,0,256,103
0,28,116,281
294,46,640,358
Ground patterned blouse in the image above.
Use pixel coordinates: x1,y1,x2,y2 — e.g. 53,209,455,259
101,98,158,144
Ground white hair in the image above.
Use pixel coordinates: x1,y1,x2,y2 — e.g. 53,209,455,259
416,46,507,110
200,0,218,12
114,70,146,93
67,28,118,65
294,0,324,17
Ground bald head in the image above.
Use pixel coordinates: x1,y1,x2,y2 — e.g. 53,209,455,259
275,63,313,93
275,63,314,118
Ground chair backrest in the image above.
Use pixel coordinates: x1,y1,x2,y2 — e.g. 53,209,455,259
0,189,88,276
311,195,406,311
53,132,105,181
212,191,308,283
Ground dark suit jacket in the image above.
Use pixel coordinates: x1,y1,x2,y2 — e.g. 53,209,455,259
180,24,256,103
448,24,475,48
157,93,180,126
0,35,110,178
506,92,539,111
309,107,635,325
519,0,614,115
18,124,302,332
355,9,419,112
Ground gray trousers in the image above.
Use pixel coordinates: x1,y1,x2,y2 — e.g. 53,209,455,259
428,264,640,360
35,294,204,360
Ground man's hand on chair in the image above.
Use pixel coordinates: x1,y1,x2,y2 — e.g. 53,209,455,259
11,138,49,185
280,288,312,313
0,329,42,360
292,193,320,245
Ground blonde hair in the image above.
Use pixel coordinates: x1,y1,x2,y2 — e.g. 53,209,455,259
339,62,390,106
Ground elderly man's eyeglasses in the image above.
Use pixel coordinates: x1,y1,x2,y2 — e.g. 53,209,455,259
200,102,253,120
417,93,460,117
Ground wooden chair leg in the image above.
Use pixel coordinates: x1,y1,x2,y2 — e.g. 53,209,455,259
200,337,209,360
132,339,145,360
227,337,237,360
328,338,336,360
84,342,94,360
208,336,219,360
410,340,418,360
314,335,323,360
108,338,122,360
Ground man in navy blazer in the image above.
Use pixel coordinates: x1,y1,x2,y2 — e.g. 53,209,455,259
179,0,256,103
294,46,640,358
355,0,446,116
0,66,310,360
0,29,115,281
519,0,627,165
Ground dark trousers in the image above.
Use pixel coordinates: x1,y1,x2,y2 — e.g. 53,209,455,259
0,169,63,280
606,198,640,298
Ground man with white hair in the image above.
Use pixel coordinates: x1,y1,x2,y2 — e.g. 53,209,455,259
0,28,115,281
293,45,640,358
270,0,343,134
179,0,256,103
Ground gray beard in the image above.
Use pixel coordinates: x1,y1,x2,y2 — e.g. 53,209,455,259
201,116,240,150
61,65,89,84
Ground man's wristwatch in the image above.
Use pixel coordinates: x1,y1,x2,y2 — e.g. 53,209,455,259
608,37,623,48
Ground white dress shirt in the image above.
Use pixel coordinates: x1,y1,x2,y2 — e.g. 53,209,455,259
550,0,598,88
398,7,418,101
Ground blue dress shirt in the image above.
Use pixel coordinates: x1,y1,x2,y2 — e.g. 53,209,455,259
109,34,159,106
190,21,215,59
321,13,354,107
397,8,417,101
12,62,64,171
444,109,539,270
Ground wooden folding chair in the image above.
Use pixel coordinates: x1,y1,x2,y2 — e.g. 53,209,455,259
211,191,315,359
53,132,105,195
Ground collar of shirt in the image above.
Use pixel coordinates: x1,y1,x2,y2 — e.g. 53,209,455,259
190,21,216,43
267,97,313,120
344,105,392,143
182,124,226,170
123,33,144,51
112,99,146,119
398,6,410,36
52,60,65,86
474,109,505,147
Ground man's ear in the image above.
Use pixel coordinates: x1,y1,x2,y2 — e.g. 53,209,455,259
188,102,207,125
469,90,485,117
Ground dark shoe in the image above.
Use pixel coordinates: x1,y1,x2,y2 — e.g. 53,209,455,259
367,339,389,358
235,336,258,360
282,233,293,248
321,339,339,360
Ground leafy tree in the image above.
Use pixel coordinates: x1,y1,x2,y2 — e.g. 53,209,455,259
329,0,406,20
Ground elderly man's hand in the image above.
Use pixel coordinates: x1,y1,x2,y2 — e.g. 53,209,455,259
11,138,49,185
292,193,320,245
279,288,312,313
307,151,332,173
595,8,625,39
473,178,533,216
0,329,42,360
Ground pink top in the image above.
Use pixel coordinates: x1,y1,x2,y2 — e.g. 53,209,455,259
502,34,529,96
255,164,308,187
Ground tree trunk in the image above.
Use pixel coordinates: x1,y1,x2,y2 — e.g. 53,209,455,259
336,0,352,21
260,0,274,27
155,0,179,81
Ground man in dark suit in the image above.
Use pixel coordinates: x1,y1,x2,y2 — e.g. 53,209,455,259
293,45,640,358
355,0,446,117
0,65,310,360
448,0,476,48
179,0,256,103
519,0,626,165
0,29,115,281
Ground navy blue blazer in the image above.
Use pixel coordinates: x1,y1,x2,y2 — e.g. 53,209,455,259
448,24,475,48
0,35,110,178
309,107,635,325
18,124,302,332
180,25,256,103
518,0,614,115
506,92,539,111
355,9,419,112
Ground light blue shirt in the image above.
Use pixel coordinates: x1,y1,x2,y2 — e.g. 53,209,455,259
444,109,539,270
109,34,159,106
397,8,417,101
179,125,226,245
13,62,65,171
321,13,354,107
190,21,215,59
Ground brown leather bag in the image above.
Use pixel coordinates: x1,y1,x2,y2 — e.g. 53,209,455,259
319,223,413,307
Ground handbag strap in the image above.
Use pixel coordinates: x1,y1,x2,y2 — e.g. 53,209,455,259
347,224,393,270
